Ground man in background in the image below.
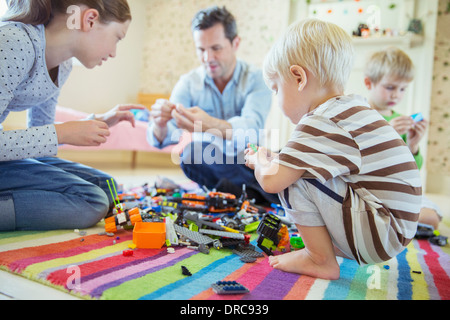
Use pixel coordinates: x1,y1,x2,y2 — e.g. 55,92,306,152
147,6,278,204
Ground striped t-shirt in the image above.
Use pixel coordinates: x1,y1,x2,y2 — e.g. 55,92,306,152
276,94,422,264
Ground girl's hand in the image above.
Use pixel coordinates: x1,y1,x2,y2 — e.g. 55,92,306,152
97,104,146,128
55,120,110,146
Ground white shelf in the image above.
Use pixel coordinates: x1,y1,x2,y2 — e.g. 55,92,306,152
352,34,424,48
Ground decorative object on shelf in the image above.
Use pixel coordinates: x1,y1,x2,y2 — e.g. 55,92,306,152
408,18,423,35
353,23,370,37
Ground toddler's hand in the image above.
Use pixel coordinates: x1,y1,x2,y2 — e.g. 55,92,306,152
245,145,280,176
244,143,258,169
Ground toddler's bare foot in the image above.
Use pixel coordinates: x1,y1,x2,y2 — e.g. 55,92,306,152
268,249,340,280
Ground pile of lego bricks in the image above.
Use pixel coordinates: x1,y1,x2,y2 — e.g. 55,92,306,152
103,177,304,258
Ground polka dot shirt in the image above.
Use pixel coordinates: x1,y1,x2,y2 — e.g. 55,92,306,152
0,21,72,161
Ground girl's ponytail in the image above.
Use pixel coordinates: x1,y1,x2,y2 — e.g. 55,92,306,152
2,0,53,25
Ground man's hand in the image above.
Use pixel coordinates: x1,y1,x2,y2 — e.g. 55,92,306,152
150,99,177,142
172,104,232,139
150,99,177,129
172,105,209,132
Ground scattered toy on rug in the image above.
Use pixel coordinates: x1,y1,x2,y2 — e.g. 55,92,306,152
99,178,304,262
256,213,290,256
211,281,249,295
414,223,448,246
181,265,192,276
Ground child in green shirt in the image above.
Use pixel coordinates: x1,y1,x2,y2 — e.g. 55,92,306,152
364,47,441,229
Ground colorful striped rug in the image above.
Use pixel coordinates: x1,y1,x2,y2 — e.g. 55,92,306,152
0,223,449,300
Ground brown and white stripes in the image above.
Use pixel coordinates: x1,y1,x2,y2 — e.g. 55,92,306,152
276,95,422,264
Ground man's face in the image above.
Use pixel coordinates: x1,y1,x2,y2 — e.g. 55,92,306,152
193,23,239,82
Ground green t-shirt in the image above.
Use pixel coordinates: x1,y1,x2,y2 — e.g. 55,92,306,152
382,111,423,169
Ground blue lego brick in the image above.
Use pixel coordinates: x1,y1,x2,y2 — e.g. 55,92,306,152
411,112,424,123
211,281,249,295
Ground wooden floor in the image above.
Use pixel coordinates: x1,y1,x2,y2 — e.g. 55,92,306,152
0,271,80,300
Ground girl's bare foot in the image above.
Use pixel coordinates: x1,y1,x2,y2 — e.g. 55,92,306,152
268,249,340,280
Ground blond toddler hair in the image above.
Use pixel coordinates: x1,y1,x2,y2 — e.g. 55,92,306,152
365,47,415,84
263,18,354,92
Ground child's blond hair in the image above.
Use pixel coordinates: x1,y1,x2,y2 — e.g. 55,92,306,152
263,18,354,92
364,47,414,84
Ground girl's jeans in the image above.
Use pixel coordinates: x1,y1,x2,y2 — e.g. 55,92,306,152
0,157,114,231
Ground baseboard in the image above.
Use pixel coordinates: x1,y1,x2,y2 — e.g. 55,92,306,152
57,149,179,170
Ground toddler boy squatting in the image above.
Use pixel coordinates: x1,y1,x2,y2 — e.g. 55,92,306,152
244,19,422,280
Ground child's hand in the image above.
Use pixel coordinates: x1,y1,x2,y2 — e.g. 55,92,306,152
407,119,428,154
244,143,258,170
389,116,414,135
244,144,277,170
97,104,146,128
55,120,110,146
